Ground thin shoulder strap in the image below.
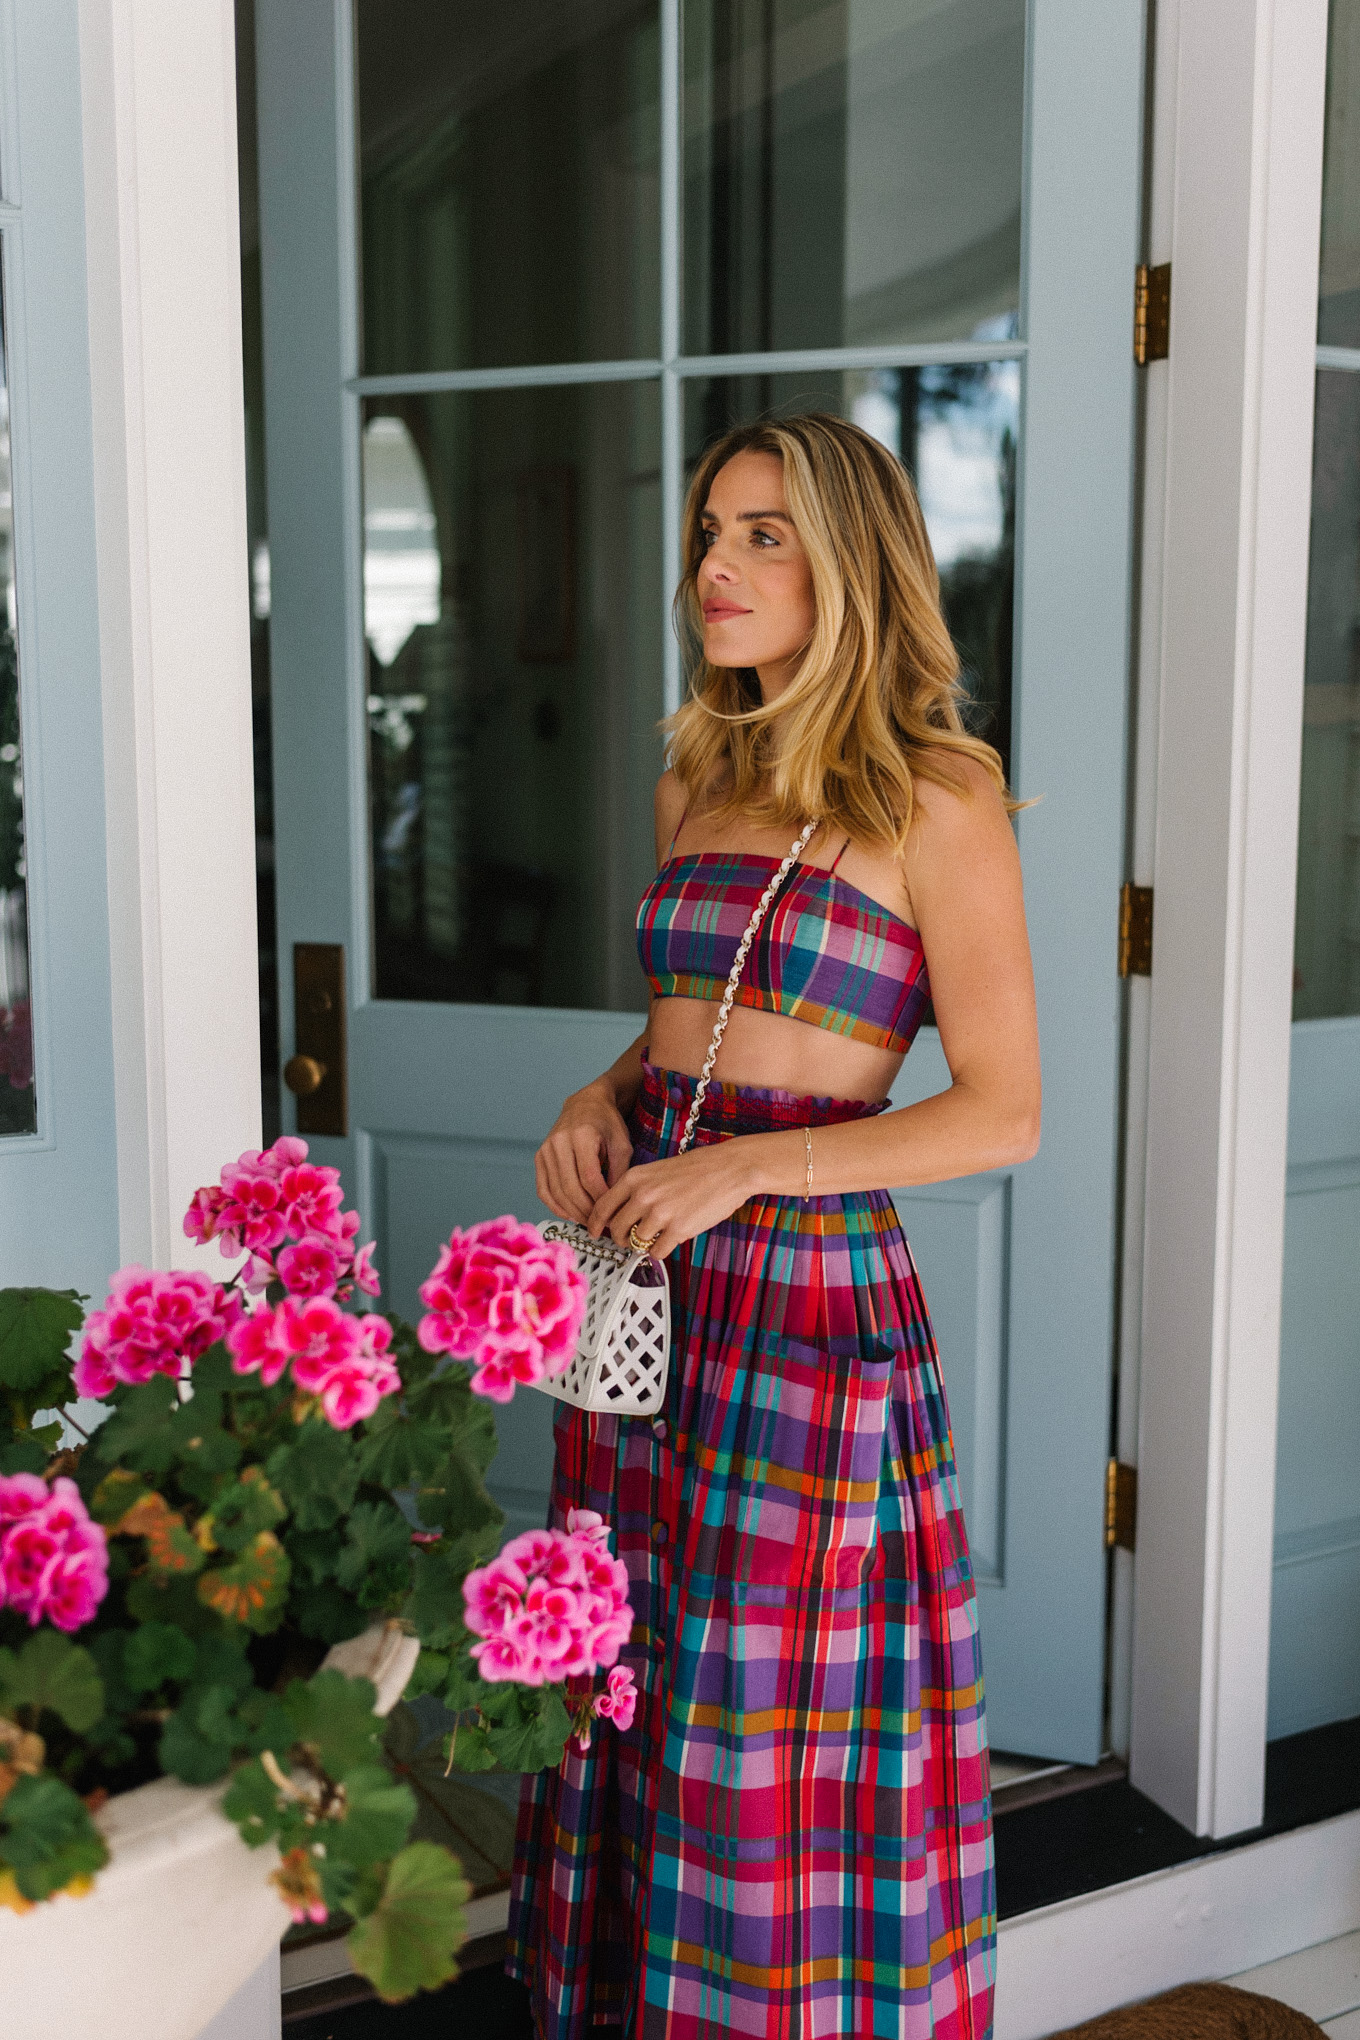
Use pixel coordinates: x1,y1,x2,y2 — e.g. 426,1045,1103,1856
665,805,689,861
829,834,852,874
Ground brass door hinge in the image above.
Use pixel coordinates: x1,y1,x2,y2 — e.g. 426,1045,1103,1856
1118,883,1153,977
1106,1460,1137,1551
1133,262,1171,365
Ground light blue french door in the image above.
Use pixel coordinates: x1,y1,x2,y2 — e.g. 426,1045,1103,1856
1269,3,1360,1738
0,3,120,1296
255,0,1144,1763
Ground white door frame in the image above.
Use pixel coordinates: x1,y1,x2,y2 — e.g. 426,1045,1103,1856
1125,0,1330,1839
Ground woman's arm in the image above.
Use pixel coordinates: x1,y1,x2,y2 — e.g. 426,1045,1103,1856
587,763,1041,1254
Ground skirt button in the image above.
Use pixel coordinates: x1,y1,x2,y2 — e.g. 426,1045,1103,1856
651,1417,668,1442
651,1519,668,1546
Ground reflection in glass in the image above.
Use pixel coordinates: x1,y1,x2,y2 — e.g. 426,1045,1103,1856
356,0,660,375
1294,370,1360,1019
364,380,662,1011
685,364,1018,774
0,287,34,1136
1318,0,1360,346
684,0,1024,356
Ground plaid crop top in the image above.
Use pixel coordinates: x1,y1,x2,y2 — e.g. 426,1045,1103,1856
636,851,931,1055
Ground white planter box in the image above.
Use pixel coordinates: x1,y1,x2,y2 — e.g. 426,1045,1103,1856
0,1774,284,2040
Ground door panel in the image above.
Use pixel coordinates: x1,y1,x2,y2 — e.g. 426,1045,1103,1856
0,3,120,1292
257,0,1145,1763
1271,32,1360,1740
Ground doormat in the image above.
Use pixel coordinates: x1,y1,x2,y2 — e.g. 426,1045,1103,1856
1049,1982,1326,2040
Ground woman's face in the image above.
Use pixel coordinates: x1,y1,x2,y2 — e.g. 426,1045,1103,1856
697,450,816,698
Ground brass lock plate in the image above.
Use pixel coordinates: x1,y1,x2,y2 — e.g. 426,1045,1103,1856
288,943,347,1138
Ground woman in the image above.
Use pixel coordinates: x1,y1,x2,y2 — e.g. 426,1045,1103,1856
507,414,1039,2040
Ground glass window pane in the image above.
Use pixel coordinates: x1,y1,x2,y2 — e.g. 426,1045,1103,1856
684,0,1025,357
0,281,34,1137
356,1,660,375
1294,369,1360,1020
363,380,662,1010
1319,0,1360,346
684,364,1018,774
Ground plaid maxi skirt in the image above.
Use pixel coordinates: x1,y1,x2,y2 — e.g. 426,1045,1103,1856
507,1061,996,2039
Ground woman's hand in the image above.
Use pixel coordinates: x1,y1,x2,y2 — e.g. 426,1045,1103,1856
587,1142,754,1260
535,1082,636,1225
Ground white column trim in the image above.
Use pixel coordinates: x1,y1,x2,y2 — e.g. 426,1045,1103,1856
78,0,260,1267
1130,0,1328,1835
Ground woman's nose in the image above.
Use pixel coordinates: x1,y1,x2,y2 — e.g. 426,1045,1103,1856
699,544,738,584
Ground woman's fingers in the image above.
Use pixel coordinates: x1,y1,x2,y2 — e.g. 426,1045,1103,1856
537,1137,592,1223
572,1129,611,1204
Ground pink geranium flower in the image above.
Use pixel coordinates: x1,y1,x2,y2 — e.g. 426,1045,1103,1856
416,1217,587,1401
277,1163,345,1240
592,1665,637,1733
463,1521,632,1689
181,1138,380,1303
0,1476,108,1632
76,1267,239,1397
226,1298,399,1430
275,1234,347,1300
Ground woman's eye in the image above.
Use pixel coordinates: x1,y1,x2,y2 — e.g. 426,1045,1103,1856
700,528,716,548
749,528,777,548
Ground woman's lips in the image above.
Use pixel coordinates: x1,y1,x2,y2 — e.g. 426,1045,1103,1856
702,602,750,620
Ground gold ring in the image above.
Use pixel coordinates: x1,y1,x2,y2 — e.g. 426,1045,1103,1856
629,1223,662,1254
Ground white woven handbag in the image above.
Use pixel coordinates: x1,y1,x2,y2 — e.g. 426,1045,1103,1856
533,820,818,1418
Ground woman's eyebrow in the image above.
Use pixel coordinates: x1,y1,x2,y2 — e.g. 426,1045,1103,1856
700,508,792,523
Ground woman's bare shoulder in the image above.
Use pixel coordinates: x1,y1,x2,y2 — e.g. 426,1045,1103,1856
910,756,1009,841
654,769,687,861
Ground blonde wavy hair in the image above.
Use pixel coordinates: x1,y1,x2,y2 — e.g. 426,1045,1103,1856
667,412,1013,850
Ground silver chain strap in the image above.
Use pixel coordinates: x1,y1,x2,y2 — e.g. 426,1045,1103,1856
676,820,819,1155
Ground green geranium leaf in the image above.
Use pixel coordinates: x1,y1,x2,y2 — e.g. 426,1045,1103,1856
292,1581,369,1647
201,1468,286,1554
0,1433,49,1475
402,1545,471,1651
159,1702,233,1786
284,1669,382,1780
335,1499,414,1611
356,1404,448,1491
191,1631,255,1697
196,1531,290,1633
0,1288,84,1394
124,1571,221,1636
0,1632,104,1733
235,1688,296,1759
0,1773,109,1902
346,1841,470,2003
221,1757,283,1847
121,1622,196,1695
443,1722,498,1773
327,1764,417,1869
479,1685,571,1775
267,1420,360,1532
93,1379,182,1471
285,1528,340,1585
403,1650,450,1702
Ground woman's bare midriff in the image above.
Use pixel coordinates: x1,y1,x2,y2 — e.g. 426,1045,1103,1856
646,995,906,1105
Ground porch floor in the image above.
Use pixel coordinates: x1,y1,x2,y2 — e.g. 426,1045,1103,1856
1228,1928,1360,2034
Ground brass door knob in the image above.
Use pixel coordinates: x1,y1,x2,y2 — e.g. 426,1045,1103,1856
283,1054,327,1097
